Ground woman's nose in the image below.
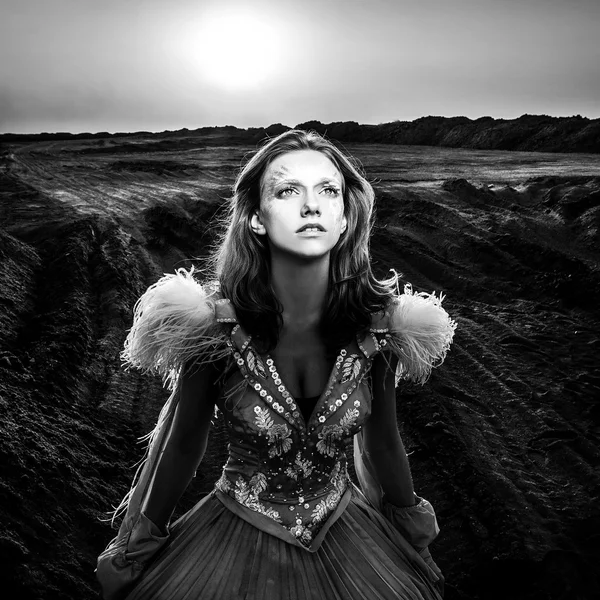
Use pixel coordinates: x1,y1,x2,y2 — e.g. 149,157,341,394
301,191,321,216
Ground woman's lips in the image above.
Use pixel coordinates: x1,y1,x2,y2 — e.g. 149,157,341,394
296,224,326,233
296,229,327,236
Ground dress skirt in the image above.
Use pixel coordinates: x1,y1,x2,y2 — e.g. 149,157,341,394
125,487,443,600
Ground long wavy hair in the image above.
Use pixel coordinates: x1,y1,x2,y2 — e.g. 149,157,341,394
210,129,398,353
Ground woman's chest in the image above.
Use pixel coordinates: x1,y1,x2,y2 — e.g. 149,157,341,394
268,333,334,399
218,336,374,445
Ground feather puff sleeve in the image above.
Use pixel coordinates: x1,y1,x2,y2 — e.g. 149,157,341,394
121,267,228,390
384,284,457,385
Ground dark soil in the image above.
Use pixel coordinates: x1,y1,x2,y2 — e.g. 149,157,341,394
1,136,599,600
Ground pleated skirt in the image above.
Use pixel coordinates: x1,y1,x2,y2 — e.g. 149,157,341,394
126,488,443,600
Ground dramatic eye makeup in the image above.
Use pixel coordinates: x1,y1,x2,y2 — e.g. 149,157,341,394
276,186,297,198
322,184,341,196
271,179,342,199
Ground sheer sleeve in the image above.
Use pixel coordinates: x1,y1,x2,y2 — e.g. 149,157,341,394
353,282,455,587
97,267,229,599
110,267,228,527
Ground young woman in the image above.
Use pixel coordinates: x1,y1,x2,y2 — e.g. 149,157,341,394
96,129,456,600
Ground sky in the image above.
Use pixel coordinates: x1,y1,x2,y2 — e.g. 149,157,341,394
1,0,599,134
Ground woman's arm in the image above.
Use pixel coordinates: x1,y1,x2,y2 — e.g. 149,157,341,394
143,359,222,531
362,352,416,507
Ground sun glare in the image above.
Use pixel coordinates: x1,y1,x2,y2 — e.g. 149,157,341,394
182,7,287,91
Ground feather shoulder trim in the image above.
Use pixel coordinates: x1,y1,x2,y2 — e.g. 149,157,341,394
383,284,457,385
121,266,229,389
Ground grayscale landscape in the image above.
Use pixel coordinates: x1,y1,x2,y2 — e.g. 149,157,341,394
1,130,600,599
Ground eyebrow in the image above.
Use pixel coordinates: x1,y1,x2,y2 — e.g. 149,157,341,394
270,177,342,187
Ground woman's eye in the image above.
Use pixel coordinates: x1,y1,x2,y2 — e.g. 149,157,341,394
323,187,341,196
277,187,296,197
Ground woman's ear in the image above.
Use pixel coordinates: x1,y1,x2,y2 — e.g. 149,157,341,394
341,215,347,234
250,211,267,235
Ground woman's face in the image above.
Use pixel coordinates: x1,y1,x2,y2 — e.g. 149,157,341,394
252,149,347,261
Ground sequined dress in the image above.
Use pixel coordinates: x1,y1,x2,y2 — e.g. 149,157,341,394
124,297,445,600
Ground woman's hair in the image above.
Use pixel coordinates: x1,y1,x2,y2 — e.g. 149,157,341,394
210,129,398,353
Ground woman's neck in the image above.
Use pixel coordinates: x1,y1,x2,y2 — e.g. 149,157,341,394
270,253,330,332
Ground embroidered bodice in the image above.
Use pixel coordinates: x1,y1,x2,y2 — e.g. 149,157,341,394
212,299,390,551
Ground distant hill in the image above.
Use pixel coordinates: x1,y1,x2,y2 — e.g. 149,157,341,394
2,114,599,153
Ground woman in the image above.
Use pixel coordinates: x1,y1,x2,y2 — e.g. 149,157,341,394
96,129,456,600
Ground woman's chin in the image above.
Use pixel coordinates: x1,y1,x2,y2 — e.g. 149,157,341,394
270,248,333,264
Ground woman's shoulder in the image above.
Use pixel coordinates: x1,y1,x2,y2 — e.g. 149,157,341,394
121,267,233,388
368,283,457,385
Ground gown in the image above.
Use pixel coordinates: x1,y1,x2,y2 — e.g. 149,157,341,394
97,268,456,600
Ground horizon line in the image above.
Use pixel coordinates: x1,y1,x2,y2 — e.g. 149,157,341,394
1,112,597,138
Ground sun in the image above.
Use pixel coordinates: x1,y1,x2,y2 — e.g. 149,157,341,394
183,7,287,91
